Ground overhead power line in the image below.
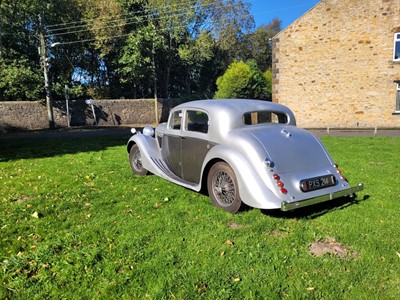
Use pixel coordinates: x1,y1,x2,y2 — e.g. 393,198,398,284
45,0,223,35
44,0,255,46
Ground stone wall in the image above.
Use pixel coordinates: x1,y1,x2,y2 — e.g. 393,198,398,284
0,99,179,132
272,0,400,128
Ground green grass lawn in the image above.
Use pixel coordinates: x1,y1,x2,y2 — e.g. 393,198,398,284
1,134,399,299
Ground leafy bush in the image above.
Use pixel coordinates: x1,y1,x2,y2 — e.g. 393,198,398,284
214,60,271,100
0,58,41,101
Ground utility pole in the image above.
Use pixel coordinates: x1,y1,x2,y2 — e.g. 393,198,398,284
38,15,55,129
0,21,2,57
65,85,70,127
0,14,3,57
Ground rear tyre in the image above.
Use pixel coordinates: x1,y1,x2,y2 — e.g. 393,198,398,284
129,144,148,176
207,162,244,214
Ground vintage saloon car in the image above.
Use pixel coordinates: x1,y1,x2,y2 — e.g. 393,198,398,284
127,99,363,213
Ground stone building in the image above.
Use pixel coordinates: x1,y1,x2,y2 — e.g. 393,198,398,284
272,0,400,128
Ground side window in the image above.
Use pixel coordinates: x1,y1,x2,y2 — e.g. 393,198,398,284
185,110,209,133
169,110,182,130
396,84,400,112
393,33,400,61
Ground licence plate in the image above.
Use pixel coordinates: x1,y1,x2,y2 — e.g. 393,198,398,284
300,175,336,192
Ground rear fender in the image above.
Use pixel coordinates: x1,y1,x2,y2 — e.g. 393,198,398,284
203,145,282,209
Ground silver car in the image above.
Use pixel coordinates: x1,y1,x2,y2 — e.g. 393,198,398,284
127,99,363,213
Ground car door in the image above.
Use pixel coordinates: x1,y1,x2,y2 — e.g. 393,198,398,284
181,109,212,183
162,109,183,177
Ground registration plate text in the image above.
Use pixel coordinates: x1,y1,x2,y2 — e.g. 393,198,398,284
300,175,336,192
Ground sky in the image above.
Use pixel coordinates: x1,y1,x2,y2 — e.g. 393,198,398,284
249,0,321,29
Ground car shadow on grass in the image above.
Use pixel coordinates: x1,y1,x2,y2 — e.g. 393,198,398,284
261,195,370,220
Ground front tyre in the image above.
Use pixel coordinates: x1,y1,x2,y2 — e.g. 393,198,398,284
129,144,148,176
207,162,244,214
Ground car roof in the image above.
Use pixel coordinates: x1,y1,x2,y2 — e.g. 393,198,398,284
173,99,296,127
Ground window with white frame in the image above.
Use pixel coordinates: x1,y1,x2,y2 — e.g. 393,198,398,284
396,84,400,112
393,33,400,61
169,110,182,130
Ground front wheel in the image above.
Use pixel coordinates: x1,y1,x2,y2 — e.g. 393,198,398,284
129,144,148,176
207,162,244,214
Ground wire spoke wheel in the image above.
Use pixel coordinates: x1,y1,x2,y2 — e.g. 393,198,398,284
132,150,143,171
207,162,244,213
212,170,236,206
129,144,148,176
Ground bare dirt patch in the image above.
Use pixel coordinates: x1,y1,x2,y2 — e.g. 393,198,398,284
269,229,289,238
309,237,359,259
227,222,246,229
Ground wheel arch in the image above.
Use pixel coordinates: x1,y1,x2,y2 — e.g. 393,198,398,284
200,158,225,194
127,140,136,153
201,145,280,209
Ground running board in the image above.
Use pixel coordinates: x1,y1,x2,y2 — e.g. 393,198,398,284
150,157,198,189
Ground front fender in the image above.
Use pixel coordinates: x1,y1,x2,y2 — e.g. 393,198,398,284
202,145,283,209
127,133,162,173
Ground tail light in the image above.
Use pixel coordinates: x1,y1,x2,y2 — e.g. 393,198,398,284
334,163,346,181
273,174,288,194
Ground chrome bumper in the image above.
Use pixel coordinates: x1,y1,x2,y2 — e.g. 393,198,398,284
281,183,364,211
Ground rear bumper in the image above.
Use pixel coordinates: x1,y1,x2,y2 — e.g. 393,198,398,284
281,183,364,211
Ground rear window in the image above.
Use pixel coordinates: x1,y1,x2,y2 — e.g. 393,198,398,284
243,111,288,125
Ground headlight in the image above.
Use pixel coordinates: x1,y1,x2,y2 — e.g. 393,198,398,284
143,126,155,137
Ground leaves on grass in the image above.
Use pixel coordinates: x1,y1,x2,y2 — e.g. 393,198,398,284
195,282,208,293
1,136,400,298
226,240,234,246
232,275,241,282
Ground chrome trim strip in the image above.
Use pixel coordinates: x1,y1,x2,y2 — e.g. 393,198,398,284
281,183,364,211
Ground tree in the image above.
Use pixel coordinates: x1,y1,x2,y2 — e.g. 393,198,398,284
119,24,161,98
263,68,272,98
214,60,270,100
178,30,218,98
0,0,277,102
0,57,41,100
248,18,281,71
117,0,255,99
205,0,254,61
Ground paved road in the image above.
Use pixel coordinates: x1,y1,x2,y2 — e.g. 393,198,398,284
0,126,134,140
1,126,400,140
